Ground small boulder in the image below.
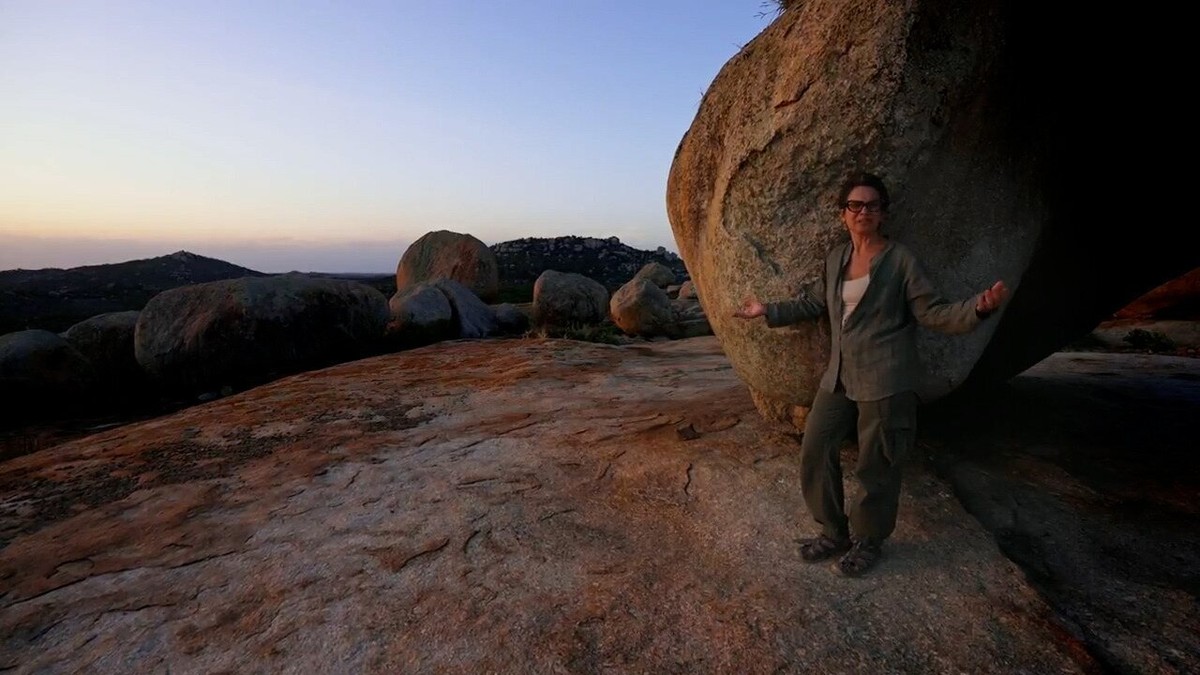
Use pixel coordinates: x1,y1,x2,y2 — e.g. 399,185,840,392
610,279,678,338
632,262,676,288
386,283,455,347
433,279,498,339
531,271,610,330
492,303,531,335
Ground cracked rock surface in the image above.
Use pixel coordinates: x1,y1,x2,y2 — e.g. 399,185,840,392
0,337,1148,673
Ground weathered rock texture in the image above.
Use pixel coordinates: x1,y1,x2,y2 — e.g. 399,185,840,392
396,230,500,303
666,1,1198,425
1,337,1108,673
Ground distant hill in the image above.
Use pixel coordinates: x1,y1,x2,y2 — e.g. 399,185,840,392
490,236,689,301
0,239,693,334
0,251,266,334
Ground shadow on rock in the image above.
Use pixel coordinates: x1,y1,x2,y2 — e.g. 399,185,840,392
922,351,1200,675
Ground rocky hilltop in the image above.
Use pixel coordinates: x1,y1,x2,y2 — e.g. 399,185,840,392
490,236,688,293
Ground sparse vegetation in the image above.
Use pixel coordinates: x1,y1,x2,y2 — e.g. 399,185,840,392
760,0,796,16
524,322,625,345
1122,329,1176,353
1064,328,1182,354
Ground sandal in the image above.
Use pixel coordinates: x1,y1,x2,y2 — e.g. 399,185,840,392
799,534,852,563
836,539,883,577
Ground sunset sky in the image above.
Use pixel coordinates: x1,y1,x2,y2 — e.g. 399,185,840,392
1,1,774,273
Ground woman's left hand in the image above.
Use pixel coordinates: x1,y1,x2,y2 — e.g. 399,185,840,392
976,280,1008,314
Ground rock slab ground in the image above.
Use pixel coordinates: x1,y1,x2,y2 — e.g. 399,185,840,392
2,336,1193,673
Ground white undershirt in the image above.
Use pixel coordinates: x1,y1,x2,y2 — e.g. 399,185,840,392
841,274,869,325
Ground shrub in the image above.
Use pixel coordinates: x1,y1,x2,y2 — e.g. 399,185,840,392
1122,329,1175,352
525,322,625,345
762,0,798,15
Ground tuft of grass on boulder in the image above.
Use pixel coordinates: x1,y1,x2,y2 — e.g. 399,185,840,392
524,322,625,345
1122,329,1176,353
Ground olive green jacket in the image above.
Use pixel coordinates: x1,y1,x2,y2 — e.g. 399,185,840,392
765,240,985,402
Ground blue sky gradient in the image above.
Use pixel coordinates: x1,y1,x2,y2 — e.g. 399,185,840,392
1,1,774,272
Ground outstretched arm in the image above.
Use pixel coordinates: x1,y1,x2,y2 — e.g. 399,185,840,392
974,280,1008,317
732,278,827,327
908,257,1007,334
733,297,767,319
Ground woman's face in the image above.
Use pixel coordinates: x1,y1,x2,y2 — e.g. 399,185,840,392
841,185,884,237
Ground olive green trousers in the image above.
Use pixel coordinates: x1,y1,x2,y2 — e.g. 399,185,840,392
798,386,918,543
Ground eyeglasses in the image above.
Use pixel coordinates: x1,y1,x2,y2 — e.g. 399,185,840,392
844,200,883,214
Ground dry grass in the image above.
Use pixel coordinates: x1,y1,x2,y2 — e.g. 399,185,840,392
523,322,626,345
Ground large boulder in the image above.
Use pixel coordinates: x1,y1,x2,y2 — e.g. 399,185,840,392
666,2,1197,425
61,311,146,398
397,231,499,303
134,275,388,393
432,279,498,339
0,330,93,422
386,280,499,348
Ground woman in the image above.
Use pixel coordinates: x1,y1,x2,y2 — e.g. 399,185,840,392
733,172,1007,577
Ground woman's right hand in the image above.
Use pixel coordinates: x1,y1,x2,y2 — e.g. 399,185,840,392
733,296,766,319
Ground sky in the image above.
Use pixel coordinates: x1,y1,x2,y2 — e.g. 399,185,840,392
0,1,777,273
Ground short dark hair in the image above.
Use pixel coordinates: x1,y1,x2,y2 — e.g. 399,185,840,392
836,172,890,211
